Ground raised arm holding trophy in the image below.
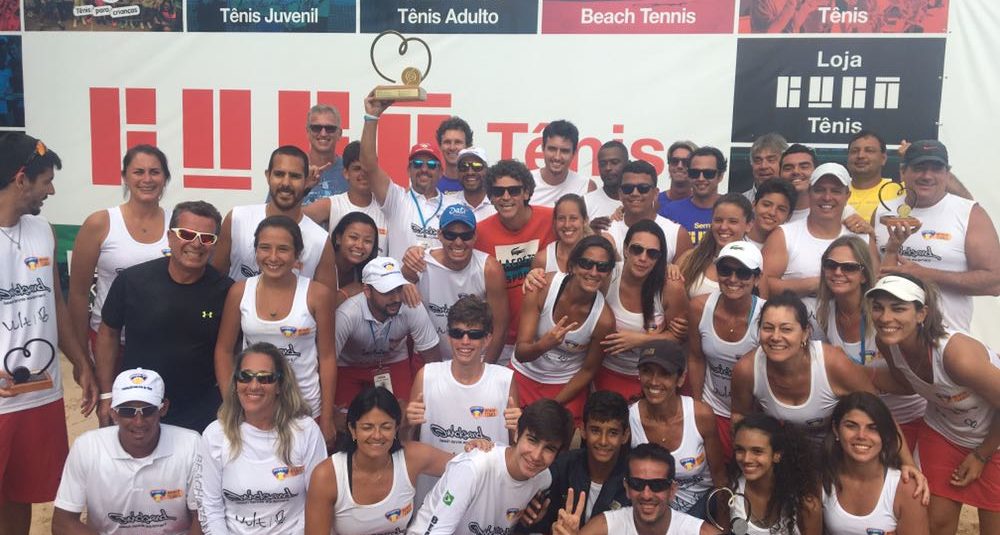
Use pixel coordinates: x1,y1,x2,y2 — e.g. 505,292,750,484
371,30,431,102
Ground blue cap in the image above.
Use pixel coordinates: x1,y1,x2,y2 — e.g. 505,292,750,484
440,204,476,230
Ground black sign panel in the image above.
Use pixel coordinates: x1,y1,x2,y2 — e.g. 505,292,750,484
361,0,538,34
732,38,945,144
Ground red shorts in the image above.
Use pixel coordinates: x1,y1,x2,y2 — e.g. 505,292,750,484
898,419,920,455
715,415,734,461
916,420,1000,511
512,370,587,427
0,399,69,504
593,367,642,404
335,360,413,408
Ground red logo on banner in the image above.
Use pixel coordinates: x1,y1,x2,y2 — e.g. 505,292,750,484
182,89,253,190
89,87,157,185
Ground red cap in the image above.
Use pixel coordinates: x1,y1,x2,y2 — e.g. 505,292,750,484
408,142,443,162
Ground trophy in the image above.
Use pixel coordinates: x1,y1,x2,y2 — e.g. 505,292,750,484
2,338,55,394
877,181,921,231
370,30,432,102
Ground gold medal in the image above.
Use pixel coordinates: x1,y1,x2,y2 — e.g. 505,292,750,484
898,204,912,218
401,67,422,86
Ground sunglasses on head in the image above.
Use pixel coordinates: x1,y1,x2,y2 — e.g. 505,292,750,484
448,328,488,340
667,157,690,167
410,159,440,170
442,228,475,242
625,475,673,493
717,263,756,280
822,258,864,273
627,243,662,260
170,227,218,245
458,161,485,172
687,168,719,180
18,140,47,175
308,124,339,134
620,183,654,195
489,185,524,198
576,257,614,273
235,370,279,384
113,404,160,419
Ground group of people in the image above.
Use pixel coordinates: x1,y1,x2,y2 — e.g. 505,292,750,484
0,84,997,535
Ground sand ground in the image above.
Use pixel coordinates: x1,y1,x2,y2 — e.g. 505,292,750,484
27,358,982,534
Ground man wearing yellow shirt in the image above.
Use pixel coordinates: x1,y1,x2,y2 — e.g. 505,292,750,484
846,130,897,221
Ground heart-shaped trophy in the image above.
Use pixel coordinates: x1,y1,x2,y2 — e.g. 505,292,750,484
877,181,921,231
2,338,56,394
370,30,432,102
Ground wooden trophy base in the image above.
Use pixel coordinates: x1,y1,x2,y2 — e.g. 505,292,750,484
6,372,53,394
374,85,427,102
879,215,922,231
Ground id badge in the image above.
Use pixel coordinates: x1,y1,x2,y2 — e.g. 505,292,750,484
374,370,394,393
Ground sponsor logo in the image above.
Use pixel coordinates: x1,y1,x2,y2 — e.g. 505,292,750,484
278,343,301,360
222,487,298,504
130,372,147,384
679,452,704,470
149,489,183,502
920,230,952,241
806,417,827,428
384,502,413,522
161,248,172,256
899,245,943,261
506,508,520,522
201,310,214,319
935,391,970,404
107,509,177,526
241,264,260,278
430,424,491,442
469,406,498,418
279,326,314,337
22,256,50,270
272,467,289,480
0,277,52,305
468,523,509,535
865,529,885,535
443,491,454,506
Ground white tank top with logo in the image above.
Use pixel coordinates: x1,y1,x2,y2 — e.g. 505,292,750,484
780,218,867,320
874,194,974,331
821,306,925,425
327,193,388,257
602,268,664,376
603,506,705,535
415,249,488,361
90,205,170,332
629,398,714,513
544,241,562,273
228,204,328,281
332,449,415,535
511,272,605,384
700,292,764,418
752,341,840,447
822,468,900,535
415,361,513,511
888,331,999,449
239,275,320,417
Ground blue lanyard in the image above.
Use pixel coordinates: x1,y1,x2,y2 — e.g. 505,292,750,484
368,320,393,360
409,189,443,231
859,310,868,364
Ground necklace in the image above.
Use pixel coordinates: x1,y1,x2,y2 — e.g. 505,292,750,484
354,454,393,484
0,223,21,250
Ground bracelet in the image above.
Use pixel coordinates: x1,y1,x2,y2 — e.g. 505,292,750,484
972,449,992,464
99,392,113,400
363,113,380,122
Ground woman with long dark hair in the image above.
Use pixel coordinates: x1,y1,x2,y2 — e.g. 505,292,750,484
330,211,378,306
531,193,590,274
676,193,753,298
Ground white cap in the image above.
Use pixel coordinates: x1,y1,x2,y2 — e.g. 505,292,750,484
865,275,926,304
716,241,763,271
112,368,165,408
810,162,851,187
362,257,408,293
457,146,489,167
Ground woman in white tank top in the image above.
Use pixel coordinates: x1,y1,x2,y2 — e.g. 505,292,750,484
595,219,688,402
676,194,753,299
821,392,928,535
725,414,821,535
69,145,171,356
304,387,488,535
331,212,378,306
531,193,589,274
867,274,1000,533
214,216,338,449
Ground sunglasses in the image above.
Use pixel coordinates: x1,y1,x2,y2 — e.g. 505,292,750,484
18,140,47,175
308,124,340,134
822,258,864,273
458,161,485,172
687,168,719,179
667,157,690,167
410,159,440,170
576,257,614,273
235,370,279,384
717,264,756,280
625,476,673,493
448,328,488,340
620,183,654,195
442,229,475,242
627,243,662,260
113,405,160,419
170,227,218,245
489,185,524,198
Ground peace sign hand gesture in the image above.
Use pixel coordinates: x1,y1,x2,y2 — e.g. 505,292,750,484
552,487,587,535
540,316,579,352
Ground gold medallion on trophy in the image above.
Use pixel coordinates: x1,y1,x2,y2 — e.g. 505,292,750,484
370,30,431,102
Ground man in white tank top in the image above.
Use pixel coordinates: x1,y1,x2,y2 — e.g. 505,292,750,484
401,205,509,363
873,140,1000,332
552,443,715,535
0,133,97,535
213,145,337,288
762,163,873,318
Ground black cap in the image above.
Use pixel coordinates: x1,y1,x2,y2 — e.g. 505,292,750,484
902,139,948,167
0,132,42,185
636,340,686,375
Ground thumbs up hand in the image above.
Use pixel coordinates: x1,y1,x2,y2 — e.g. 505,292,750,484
406,393,426,426
504,396,522,431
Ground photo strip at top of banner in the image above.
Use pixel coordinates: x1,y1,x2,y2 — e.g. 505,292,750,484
360,0,538,34
1,0,19,30
737,0,949,34
542,0,735,34
188,0,354,32
0,36,23,127
731,37,946,145
24,0,182,31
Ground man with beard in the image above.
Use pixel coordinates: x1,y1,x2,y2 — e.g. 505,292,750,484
335,257,440,409
656,141,697,207
213,145,337,287
585,141,628,220
445,147,496,221
742,132,787,203
551,443,717,534
660,146,727,245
